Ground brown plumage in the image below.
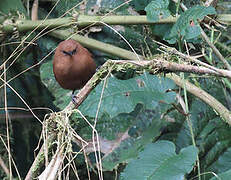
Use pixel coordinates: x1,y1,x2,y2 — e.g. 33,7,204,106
53,39,96,91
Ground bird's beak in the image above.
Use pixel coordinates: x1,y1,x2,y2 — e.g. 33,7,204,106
62,50,73,56
62,49,77,56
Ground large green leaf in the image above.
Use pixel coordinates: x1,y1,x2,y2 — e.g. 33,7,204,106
120,141,198,180
40,60,176,113
174,96,231,179
55,0,82,17
210,169,231,180
164,5,216,44
0,0,26,15
85,0,129,15
209,147,231,174
40,60,70,109
175,100,212,150
151,24,173,39
102,107,163,170
79,73,176,118
145,0,171,22
205,145,231,180
130,0,153,11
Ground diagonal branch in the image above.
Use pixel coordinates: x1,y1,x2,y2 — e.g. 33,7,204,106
63,59,231,125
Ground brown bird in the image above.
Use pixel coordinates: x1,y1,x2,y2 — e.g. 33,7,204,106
53,39,96,102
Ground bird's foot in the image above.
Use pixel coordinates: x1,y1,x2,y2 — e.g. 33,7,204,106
72,90,78,107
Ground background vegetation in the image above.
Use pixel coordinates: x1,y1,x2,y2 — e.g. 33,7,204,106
0,0,231,179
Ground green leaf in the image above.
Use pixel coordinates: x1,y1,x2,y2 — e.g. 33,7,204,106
164,5,216,44
55,0,82,17
85,0,130,15
130,0,152,11
40,61,176,114
79,73,176,118
213,147,231,172
174,96,231,178
210,169,231,180
0,0,26,15
40,60,70,109
145,0,171,22
207,146,231,178
176,100,210,149
120,141,198,180
102,108,163,170
151,24,173,38
185,25,201,40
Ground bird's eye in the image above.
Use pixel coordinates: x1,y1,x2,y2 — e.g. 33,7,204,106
72,48,77,55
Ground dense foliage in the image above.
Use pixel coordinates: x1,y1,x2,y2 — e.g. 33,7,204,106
0,0,231,179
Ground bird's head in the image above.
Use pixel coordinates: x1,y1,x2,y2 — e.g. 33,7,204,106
58,39,79,57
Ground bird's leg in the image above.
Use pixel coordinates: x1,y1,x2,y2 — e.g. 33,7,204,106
96,65,101,72
72,90,78,106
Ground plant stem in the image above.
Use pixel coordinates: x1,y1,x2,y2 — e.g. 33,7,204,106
77,15,176,26
49,30,142,60
168,73,231,125
1,17,73,33
217,14,231,24
0,14,230,33
181,72,201,180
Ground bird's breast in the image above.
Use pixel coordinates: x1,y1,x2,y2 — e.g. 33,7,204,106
53,39,96,90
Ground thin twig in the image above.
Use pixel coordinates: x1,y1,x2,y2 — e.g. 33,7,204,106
0,156,9,177
31,0,39,21
25,133,56,180
200,29,231,70
160,46,231,77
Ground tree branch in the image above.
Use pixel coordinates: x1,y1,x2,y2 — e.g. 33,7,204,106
63,59,231,125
